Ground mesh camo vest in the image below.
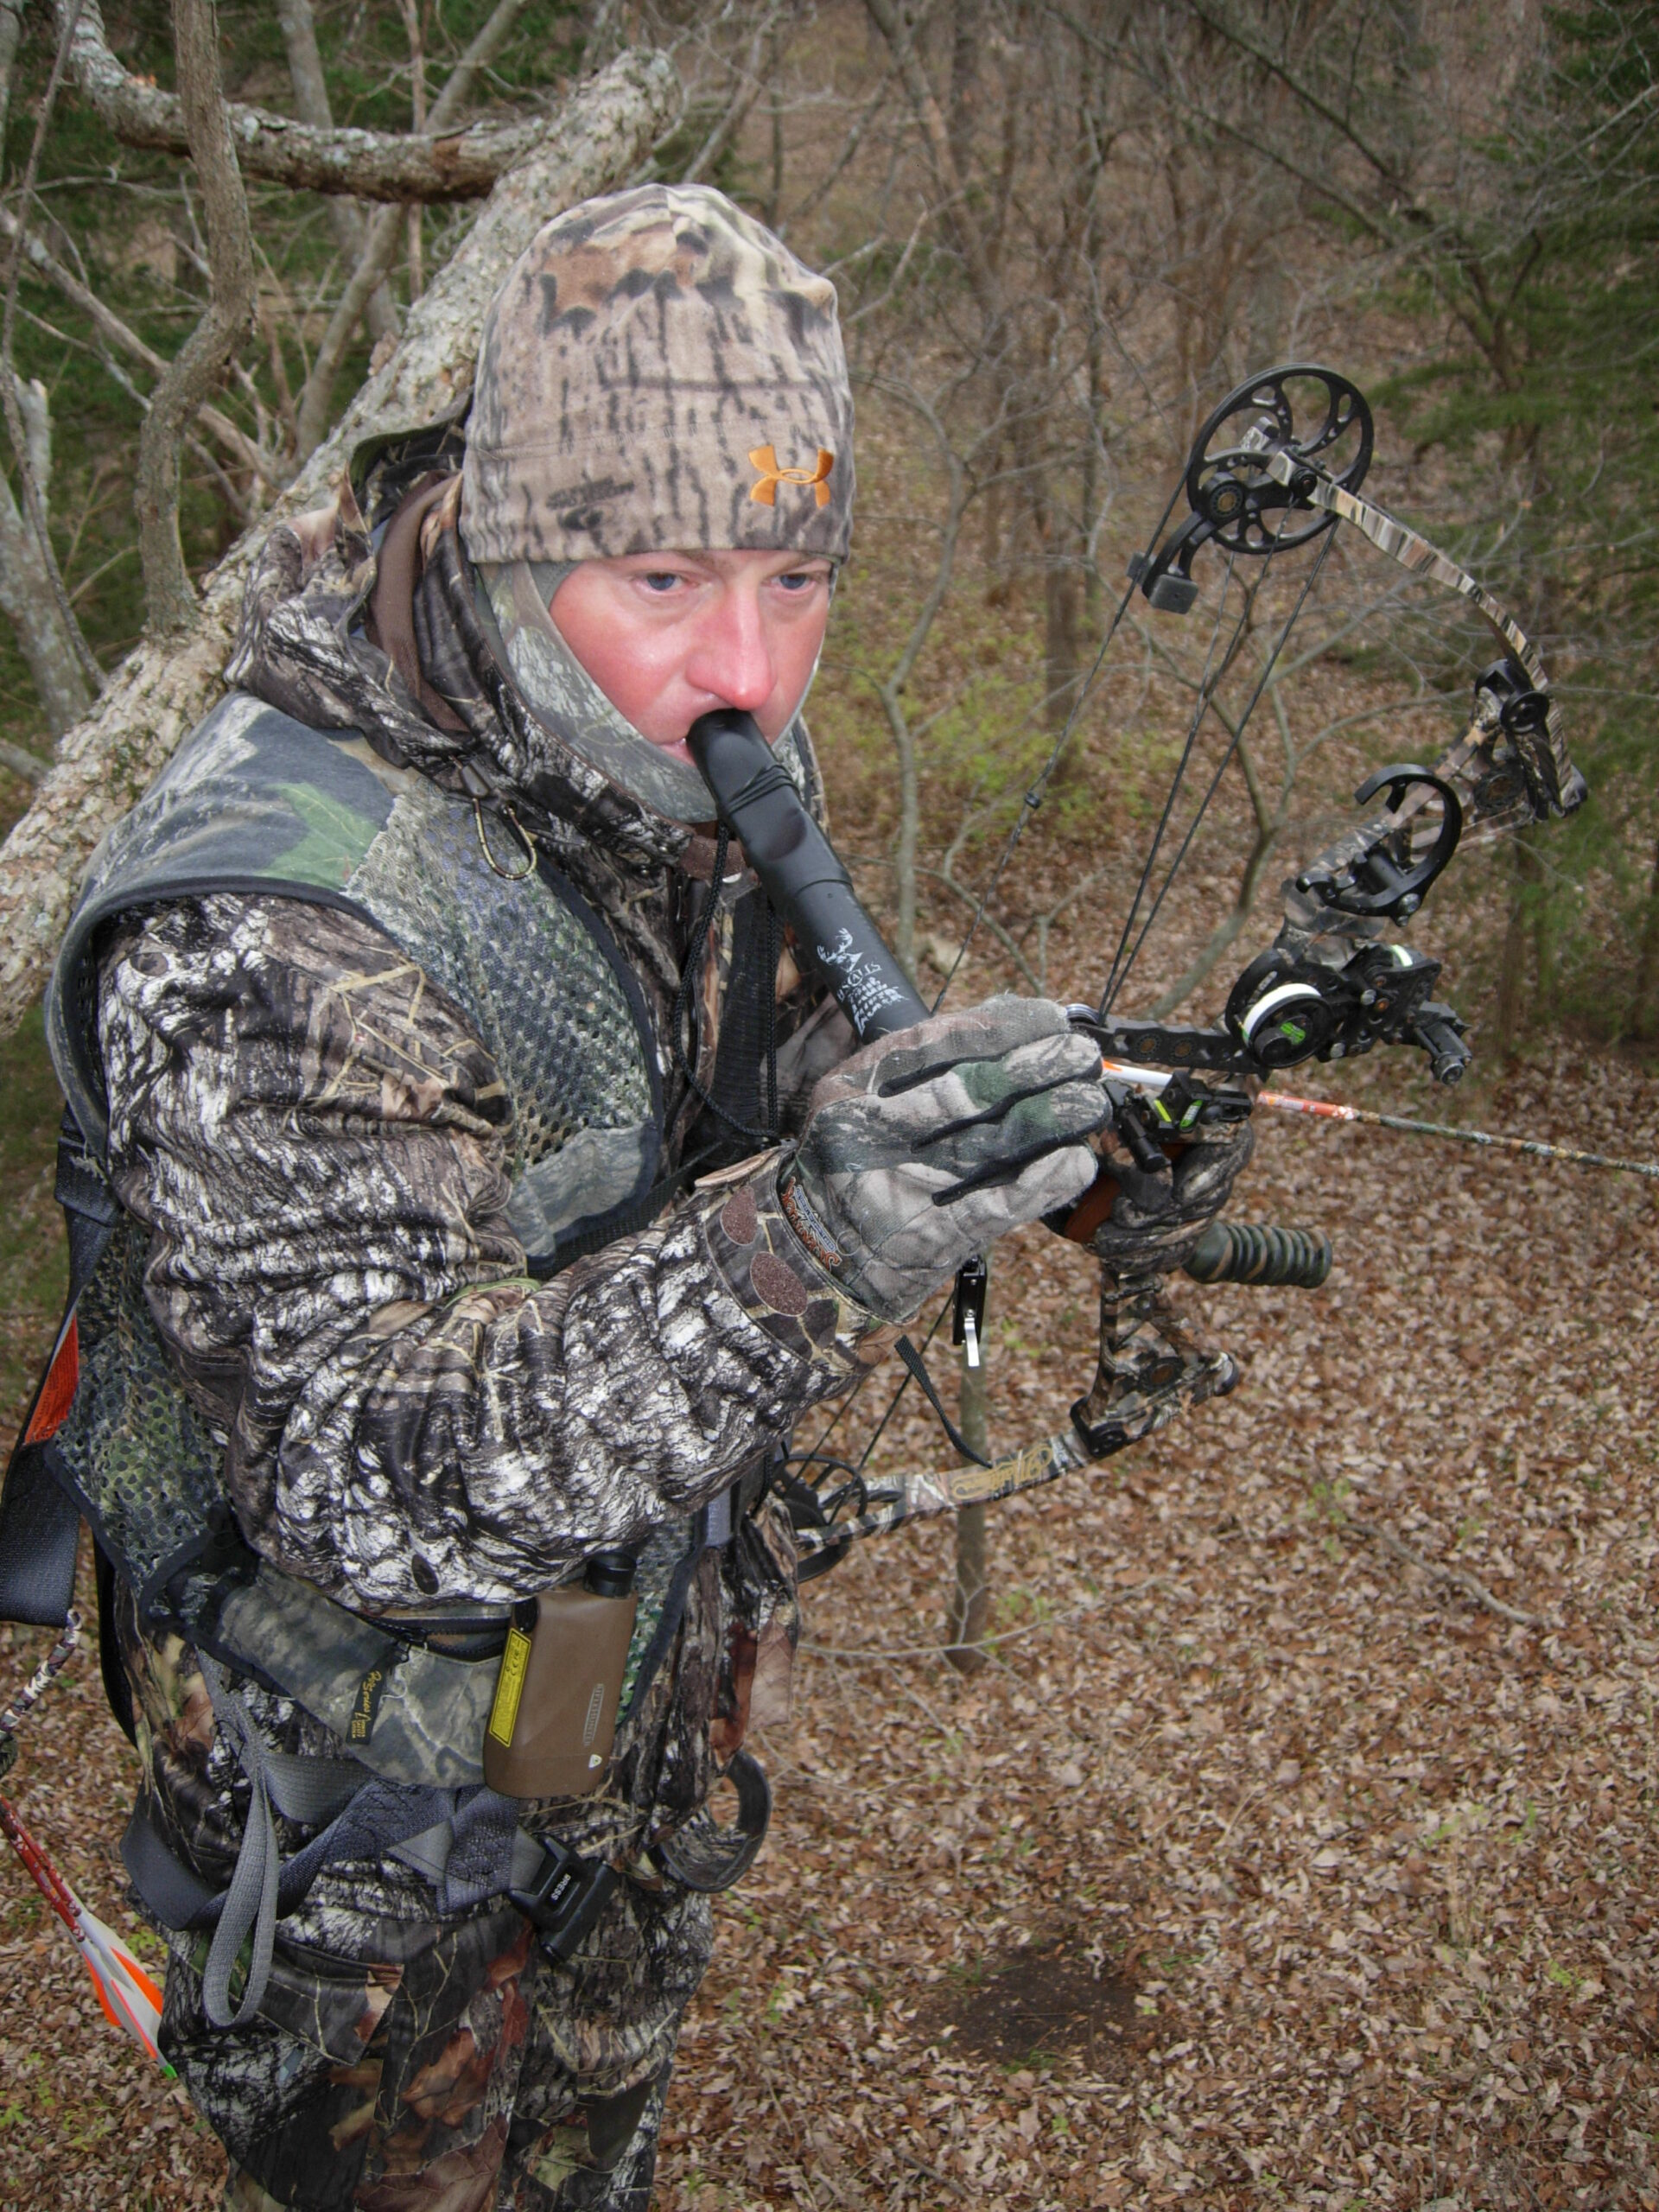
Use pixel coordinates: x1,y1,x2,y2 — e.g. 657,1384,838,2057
7,690,794,1779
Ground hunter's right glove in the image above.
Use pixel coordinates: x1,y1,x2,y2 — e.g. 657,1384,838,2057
778,995,1108,1323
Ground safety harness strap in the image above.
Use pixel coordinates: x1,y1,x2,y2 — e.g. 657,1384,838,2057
655,1746,772,1892
124,1652,477,2028
193,1653,282,2028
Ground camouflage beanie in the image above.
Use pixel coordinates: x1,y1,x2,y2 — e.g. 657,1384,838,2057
460,183,855,566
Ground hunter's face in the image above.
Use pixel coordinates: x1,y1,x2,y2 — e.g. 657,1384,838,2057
549,550,834,764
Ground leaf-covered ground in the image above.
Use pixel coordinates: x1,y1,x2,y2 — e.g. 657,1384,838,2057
0,689,1653,2209
645,1029,1659,2212
0,1014,1654,2210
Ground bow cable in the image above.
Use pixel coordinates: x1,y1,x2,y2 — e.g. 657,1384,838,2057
1101,524,1338,1016
1096,547,1246,1013
798,467,1197,1478
928,467,1192,1015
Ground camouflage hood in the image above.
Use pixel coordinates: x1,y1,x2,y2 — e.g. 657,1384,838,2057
224,459,825,877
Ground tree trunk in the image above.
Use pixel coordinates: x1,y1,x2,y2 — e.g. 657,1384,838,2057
948,0,980,175
273,0,399,346
981,449,1004,597
0,48,678,1039
890,700,918,979
1630,837,1659,1041
0,478,92,741
292,0,541,461
0,379,94,741
765,22,785,228
1493,825,1544,1058
1044,544,1080,741
945,1496,989,1675
134,0,257,635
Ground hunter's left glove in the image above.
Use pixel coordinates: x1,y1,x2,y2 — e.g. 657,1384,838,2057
779,995,1109,1323
1082,1113,1255,1276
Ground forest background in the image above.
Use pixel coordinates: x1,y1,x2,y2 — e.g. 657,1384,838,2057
0,1,1656,2206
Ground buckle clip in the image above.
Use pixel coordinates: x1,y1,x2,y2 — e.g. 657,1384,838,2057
951,1255,988,1369
510,1837,617,1962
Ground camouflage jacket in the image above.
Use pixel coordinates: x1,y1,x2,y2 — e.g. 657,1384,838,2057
43,473,884,1880
58,703,880,1611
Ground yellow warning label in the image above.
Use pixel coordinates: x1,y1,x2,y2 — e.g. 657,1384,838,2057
486,1628,532,1747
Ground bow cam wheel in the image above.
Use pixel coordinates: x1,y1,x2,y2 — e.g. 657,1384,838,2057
1184,364,1374,557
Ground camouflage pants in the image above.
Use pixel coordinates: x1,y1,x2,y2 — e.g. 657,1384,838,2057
162,1869,713,2212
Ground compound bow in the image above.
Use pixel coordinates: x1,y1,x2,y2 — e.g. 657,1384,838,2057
788,363,1588,1569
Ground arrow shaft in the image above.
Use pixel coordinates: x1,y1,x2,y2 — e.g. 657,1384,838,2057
1258,1090,1659,1179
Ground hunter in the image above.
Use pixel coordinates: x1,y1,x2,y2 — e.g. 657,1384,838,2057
23,186,1242,2209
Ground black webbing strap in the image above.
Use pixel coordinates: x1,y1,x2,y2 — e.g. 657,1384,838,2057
893,1333,993,1467
0,1111,118,1626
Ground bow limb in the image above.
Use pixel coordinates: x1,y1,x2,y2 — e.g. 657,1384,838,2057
792,1266,1236,1560
1262,454,1586,830
1246,456,1588,974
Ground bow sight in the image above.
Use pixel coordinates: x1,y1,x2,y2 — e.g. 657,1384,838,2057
1093,362,1586,1093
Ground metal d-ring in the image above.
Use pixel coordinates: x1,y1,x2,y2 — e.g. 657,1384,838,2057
473,796,537,880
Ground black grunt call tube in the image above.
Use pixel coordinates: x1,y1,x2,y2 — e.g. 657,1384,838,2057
688,709,930,1044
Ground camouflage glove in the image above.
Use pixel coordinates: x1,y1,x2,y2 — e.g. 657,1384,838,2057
1084,1112,1255,1276
777,995,1109,1323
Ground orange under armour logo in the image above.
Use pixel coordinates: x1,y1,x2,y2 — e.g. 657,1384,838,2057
748,445,835,507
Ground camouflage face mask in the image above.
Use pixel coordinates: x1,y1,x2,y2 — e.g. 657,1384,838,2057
473,556,824,828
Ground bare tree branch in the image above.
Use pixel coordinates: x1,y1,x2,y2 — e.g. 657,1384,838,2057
0,46,680,1037
1344,1516,1542,1629
862,0,1003,310
0,0,24,156
680,3,785,185
295,207,410,458
294,0,538,458
779,61,893,234
273,0,398,345
133,0,257,632
0,445,94,738
57,0,556,203
1,0,101,716
1045,3,1391,246
413,0,537,130
0,737,47,785
403,0,428,295
0,208,278,487
859,374,969,973
1174,0,1410,200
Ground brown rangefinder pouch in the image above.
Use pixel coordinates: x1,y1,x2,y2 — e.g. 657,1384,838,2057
483,1550,638,1798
